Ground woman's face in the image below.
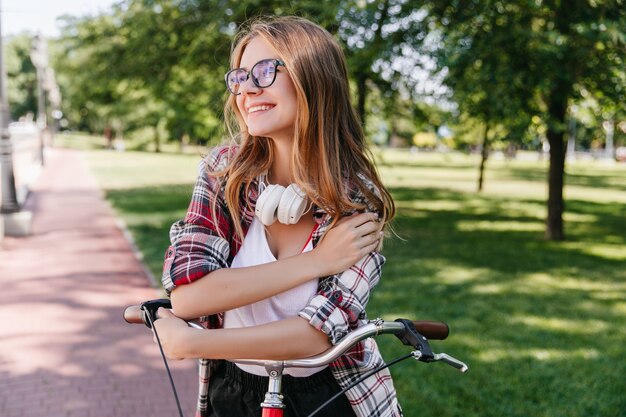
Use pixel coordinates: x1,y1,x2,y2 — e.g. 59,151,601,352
235,36,298,142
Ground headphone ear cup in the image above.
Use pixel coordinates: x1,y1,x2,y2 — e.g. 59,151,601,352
277,184,307,225
255,184,285,226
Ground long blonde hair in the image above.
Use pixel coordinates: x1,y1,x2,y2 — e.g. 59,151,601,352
217,16,395,241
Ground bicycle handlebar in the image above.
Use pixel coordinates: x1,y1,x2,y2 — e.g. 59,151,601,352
123,300,467,373
123,304,450,340
123,304,146,324
234,320,407,369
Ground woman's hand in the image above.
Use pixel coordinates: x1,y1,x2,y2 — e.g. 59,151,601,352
312,212,382,276
152,308,192,360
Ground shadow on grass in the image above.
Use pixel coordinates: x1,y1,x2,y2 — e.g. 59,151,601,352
105,183,194,214
369,186,625,417
502,167,626,192
379,160,479,170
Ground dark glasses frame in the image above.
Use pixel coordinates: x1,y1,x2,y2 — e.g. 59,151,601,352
224,59,286,95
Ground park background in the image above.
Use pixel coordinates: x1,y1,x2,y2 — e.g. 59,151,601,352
1,1,625,416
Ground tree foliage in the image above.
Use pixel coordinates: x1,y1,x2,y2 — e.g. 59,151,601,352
48,0,437,145
5,34,38,121
421,0,626,239
52,0,341,144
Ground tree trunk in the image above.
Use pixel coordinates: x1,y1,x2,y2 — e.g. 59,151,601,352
178,133,192,153
389,114,398,147
477,123,490,192
353,0,387,131
154,126,161,153
356,74,367,128
545,96,568,241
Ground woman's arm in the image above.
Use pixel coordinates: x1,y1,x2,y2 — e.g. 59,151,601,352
154,308,332,360
170,212,382,319
298,176,389,345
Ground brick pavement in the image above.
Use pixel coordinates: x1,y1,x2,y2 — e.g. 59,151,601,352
0,148,197,417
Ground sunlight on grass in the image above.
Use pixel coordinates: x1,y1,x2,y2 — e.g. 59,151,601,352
524,273,626,293
560,242,626,261
562,212,599,223
470,283,510,294
380,313,420,322
510,315,609,334
477,181,549,199
612,302,626,315
589,292,626,301
396,200,463,211
457,220,544,232
378,148,626,204
432,266,491,285
565,186,626,203
83,150,201,190
120,212,188,228
476,347,600,362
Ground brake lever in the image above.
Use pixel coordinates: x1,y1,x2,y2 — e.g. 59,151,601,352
434,353,469,373
140,299,172,328
395,318,469,372
394,318,434,361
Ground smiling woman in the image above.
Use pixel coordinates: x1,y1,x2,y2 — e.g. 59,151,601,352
150,15,400,417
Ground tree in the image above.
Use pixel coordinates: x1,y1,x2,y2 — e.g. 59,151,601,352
422,0,626,240
56,1,227,143
337,0,430,128
5,34,38,121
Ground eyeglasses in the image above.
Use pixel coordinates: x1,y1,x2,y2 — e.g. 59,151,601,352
225,59,285,95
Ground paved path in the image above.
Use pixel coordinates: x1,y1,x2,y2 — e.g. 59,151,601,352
0,149,197,417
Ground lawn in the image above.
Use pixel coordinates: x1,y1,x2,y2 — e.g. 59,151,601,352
64,134,626,417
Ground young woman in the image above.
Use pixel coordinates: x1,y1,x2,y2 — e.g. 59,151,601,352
154,16,402,417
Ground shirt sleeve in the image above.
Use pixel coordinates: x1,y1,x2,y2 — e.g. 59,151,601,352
298,252,385,344
298,173,388,344
161,146,235,295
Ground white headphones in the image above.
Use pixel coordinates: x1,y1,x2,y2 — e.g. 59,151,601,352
255,183,308,226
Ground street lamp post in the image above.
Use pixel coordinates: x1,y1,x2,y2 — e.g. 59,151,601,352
30,33,48,166
0,0,32,237
0,1,20,215
45,67,62,143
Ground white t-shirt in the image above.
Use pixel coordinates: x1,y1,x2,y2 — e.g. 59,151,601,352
223,217,326,377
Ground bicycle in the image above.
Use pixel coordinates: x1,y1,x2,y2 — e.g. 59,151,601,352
124,299,468,417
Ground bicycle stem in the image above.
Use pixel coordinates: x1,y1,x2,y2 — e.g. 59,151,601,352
260,363,286,416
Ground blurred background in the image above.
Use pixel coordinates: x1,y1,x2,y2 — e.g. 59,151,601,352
4,1,625,161
3,0,625,237
1,1,624,417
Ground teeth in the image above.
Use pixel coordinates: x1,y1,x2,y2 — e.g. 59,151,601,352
248,105,273,113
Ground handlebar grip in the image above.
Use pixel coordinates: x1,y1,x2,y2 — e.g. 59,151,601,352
411,321,449,340
123,305,144,324
123,299,172,328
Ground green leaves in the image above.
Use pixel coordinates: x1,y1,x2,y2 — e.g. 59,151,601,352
46,0,440,146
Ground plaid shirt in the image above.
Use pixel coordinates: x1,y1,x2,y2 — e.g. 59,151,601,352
162,146,402,417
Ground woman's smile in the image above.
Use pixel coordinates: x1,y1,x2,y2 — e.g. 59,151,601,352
247,103,276,115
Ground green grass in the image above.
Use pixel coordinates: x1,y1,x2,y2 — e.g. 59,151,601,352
63,134,626,417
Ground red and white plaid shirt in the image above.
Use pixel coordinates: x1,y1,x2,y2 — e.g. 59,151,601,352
162,146,402,417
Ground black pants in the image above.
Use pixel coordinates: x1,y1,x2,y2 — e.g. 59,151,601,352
207,360,357,417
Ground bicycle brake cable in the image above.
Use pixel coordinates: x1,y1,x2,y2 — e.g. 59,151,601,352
307,352,414,417
145,311,185,417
